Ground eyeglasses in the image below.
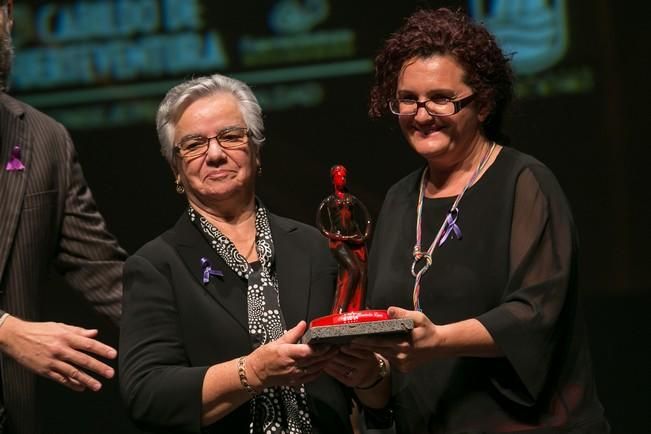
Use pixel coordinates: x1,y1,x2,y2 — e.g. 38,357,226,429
174,127,249,159
389,94,475,117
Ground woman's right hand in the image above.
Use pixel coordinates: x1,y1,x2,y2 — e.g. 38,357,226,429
245,321,336,391
351,306,440,373
351,306,499,372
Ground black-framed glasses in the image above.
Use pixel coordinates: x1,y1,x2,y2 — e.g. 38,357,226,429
389,94,476,117
174,127,249,159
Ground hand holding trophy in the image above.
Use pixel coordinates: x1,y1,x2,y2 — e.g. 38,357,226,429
302,165,413,344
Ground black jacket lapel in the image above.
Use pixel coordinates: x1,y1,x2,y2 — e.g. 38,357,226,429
163,214,249,332
162,212,314,335
270,214,311,330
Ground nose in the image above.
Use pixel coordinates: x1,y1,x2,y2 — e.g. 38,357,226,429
413,104,434,123
205,136,226,161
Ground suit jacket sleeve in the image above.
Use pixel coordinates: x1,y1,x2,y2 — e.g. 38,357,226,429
120,251,209,433
52,129,126,324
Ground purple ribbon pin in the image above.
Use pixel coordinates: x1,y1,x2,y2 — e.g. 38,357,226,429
201,257,223,284
5,145,25,171
439,209,462,246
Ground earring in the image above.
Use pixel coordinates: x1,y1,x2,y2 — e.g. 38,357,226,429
175,176,185,194
257,166,263,176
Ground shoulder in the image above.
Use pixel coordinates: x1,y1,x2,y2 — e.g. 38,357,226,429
133,233,173,256
383,167,422,205
374,168,422,224
500,147,568,201
1,93,66,131
268,212,333,260
499,148,575,230
1,94,72,159
126,230,177,270
500,147,556,181
269,212,323,241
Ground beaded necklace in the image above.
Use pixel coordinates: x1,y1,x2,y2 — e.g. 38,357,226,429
411,142,496,311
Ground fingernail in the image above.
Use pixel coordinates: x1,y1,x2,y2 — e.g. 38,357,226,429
105,369,114,378
107,349,117,358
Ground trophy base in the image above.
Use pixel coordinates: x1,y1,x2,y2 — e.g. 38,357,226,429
301,310,413,345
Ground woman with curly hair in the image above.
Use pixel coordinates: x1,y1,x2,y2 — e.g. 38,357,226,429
339,8,610,433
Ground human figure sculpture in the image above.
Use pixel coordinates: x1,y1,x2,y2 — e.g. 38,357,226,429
316,165,372,314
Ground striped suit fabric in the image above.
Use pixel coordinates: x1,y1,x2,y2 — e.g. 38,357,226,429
0,93,126,434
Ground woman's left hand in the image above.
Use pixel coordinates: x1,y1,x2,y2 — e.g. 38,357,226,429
323,346,382,388
245,321,341,390
351,306,441,373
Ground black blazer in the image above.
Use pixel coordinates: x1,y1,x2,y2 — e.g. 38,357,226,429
119,212,353,433
0,93,125,434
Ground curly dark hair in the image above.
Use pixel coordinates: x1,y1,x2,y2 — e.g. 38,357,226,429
369,8,513,142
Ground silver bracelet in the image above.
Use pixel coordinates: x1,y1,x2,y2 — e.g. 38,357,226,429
237,356,257,398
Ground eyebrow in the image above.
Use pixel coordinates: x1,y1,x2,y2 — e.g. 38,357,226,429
176,125,245,141
396,89,457,98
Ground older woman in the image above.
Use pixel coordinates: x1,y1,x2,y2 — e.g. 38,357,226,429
118,74,354,433
346,8,610,434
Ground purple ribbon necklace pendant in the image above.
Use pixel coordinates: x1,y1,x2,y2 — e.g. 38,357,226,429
201,257,223,284
5,145,25,171
410,142,497,311
439,208,462,246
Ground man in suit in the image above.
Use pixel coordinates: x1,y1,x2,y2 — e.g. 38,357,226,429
0,1,126,433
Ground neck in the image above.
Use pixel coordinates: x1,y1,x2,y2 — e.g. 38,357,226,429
190,194,259,262
425,137,492,198
189,188,256,224
188,192,257,238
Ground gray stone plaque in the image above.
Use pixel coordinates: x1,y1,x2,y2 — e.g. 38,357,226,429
301,318,414,345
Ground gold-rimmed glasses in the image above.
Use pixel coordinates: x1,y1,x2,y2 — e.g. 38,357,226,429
174,127,249,159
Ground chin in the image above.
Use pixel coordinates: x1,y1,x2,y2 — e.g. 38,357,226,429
207,185,243,198
409,137,451,159
191,181,235,198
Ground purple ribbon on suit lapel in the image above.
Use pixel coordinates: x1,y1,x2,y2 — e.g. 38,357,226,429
201,257,223,284
439,208,462,246
5,145,25,171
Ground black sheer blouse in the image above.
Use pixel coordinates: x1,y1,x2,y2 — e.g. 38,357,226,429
367,147,609,433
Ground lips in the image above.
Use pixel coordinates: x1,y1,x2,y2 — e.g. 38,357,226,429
413,125,444,136
203,169,235,181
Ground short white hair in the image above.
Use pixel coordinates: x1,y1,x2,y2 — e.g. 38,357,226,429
156,74,265,166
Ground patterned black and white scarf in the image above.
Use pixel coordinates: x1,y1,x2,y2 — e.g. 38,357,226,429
188,205,312,434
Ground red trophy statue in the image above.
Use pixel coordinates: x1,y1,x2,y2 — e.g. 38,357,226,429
302,165,412,344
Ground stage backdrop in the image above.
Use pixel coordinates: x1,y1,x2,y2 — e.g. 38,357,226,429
8,1,649,433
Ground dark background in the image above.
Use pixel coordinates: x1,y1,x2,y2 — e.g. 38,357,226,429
8,0,649,432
